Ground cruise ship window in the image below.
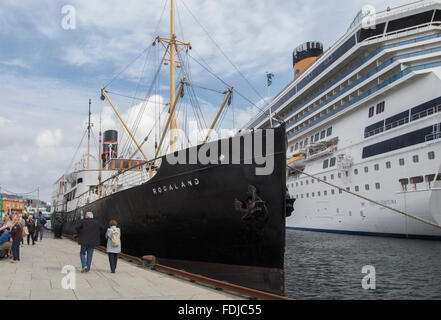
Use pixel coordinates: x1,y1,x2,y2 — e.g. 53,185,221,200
386,161,391,169
374,164,379,171
354,169,358,175
327,127,332,136
364,167,369,173
323,159,329,169
375,183,381,190
376,102,385,114
413,155,419,163
369,106,375,118
315,133,319,141
428,151,435,160
330,157,336,167
320,130,326,139
355,186,359,192
399,158,405,166
365,184,370,191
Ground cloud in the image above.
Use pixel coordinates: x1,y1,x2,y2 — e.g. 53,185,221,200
0,58,31,69
36,128,62,148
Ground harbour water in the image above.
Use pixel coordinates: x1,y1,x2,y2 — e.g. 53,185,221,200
284,229,441,300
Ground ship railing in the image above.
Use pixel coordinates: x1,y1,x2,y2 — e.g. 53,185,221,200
425,131,441,142
411,104,441,121
364,21,435,43
365,104,441,138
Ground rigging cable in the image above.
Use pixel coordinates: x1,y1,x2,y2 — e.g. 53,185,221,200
64,129,88,176
102,0,169,89
180,0,268,105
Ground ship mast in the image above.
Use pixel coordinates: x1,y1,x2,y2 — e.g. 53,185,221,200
156,0,190,153
87,99,91,169
169,0,178,153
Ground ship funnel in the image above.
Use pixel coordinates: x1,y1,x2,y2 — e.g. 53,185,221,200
102,130,118,168
293,41,323,80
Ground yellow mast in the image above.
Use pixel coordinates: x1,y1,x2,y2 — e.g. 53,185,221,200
100,87,150,163
202,87,234,144
169,0,179,153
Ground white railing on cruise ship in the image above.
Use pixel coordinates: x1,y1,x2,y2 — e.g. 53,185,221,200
365,104,441,138
426,131,441,142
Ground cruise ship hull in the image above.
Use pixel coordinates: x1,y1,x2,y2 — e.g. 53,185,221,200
58,127,288,295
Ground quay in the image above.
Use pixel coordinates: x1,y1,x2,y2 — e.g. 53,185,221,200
0,233,243,300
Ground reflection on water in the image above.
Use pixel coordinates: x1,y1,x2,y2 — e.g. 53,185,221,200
285,229,441,299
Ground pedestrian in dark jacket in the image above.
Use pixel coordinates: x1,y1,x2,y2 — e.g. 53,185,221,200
25,215,36,245
75,212,102,273
54,216,63,239
35,212,47,241
10,217,23,263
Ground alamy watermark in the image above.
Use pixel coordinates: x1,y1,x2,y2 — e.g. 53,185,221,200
61,5,76,30
61,265,76,290
164,128,275,176
361,265,376,290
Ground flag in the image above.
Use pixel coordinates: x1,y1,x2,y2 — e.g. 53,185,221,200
266,73,275,87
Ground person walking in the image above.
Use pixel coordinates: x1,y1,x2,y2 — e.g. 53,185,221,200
105,220,121,273
35,211,47,241
75,212,102,273
54,216,63,239
20,215,27,247
26,215,36,245
10,217,23,263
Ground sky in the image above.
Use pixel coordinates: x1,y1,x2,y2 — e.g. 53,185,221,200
0,0,416,202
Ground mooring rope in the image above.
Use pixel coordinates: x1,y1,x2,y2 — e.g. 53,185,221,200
286,164,441,230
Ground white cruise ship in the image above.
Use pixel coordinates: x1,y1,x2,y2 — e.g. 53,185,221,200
246,0,441,239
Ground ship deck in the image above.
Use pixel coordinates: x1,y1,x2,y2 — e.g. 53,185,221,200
0,232,242,300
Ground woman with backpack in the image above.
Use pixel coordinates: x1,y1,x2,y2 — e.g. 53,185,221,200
105,219,121,273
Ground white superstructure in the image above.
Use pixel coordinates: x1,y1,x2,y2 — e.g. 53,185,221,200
246,1,441,238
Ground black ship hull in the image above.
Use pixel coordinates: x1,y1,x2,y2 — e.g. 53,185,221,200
60,126,287,295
